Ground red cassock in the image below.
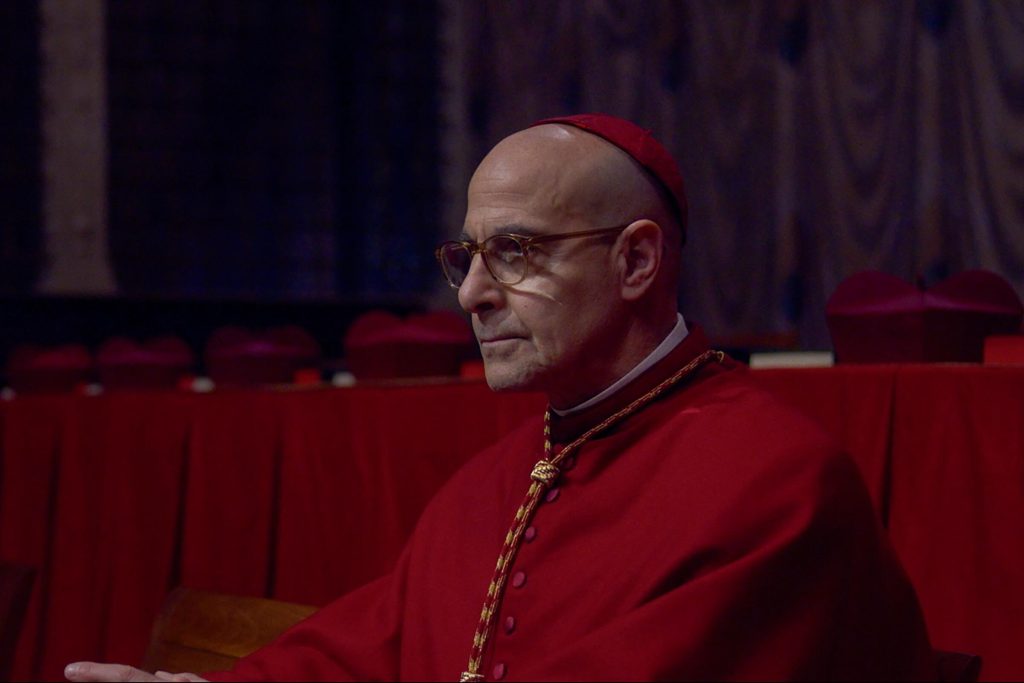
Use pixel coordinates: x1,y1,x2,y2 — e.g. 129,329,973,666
208,329,936,681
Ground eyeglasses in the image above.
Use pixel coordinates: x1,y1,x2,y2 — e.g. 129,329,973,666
435,224,629,289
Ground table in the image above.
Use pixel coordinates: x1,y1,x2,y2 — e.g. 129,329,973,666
1,366,1021,680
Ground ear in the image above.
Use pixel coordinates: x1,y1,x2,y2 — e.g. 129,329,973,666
616,219,663,301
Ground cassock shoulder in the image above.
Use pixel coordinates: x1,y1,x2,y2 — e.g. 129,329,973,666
663,368,888,565
624,366,864,528
525,369,935,680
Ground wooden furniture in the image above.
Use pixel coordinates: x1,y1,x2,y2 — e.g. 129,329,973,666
140,587,317,675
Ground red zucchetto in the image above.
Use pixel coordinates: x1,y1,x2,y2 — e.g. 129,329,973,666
532,113,688,242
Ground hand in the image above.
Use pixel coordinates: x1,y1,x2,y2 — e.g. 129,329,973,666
65,662,207,682
153,672,206,682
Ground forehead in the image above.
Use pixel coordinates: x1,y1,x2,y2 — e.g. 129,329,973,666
463,126,602,239
464,163,563,239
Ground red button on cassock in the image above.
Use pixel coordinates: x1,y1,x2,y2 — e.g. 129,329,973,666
524,526,537,542
504,615,516,634
493,662,507,680
545,487,560,503
511,571,527,588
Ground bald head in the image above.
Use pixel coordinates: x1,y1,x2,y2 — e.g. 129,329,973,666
468,124,682,294
474,125,677,230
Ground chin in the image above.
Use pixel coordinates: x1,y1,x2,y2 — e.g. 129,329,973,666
483,362,545,393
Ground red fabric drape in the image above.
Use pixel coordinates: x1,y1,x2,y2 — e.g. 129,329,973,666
0,396,70,681
751,365,899,517
42,394,191,677
179,392,282,596
887,366,1024,682
0,368,1020,679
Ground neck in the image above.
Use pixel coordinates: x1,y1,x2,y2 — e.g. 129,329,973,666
546,312,681,411
547,322,716,444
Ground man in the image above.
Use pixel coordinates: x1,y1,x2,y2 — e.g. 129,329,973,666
67,114,936,682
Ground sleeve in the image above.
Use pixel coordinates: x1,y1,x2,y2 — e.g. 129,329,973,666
531,450,937,681
204,547,410,683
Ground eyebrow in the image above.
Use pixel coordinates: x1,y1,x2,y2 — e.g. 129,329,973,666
459,224,544,242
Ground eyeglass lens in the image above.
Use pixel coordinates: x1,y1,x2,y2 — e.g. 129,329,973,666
440,236,526,287
439,243,473,287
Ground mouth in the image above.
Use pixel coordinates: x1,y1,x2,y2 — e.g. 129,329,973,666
479,336,524,345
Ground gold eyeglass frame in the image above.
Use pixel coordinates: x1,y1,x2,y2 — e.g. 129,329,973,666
435,224,630,289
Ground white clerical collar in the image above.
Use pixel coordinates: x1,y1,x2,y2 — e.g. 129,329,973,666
553,313,689,417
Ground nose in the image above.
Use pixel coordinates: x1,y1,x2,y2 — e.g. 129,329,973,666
457,252,503,315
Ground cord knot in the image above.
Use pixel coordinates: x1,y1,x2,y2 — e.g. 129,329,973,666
530,459,560,485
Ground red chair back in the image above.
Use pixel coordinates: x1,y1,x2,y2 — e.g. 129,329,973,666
96,337,195,389
5,344,94,393
205,326,321,386
344,310,475,380
826,270,1023,363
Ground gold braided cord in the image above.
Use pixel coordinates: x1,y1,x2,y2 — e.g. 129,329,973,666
530,460,560,484
547,350,725,471
460,349,724,681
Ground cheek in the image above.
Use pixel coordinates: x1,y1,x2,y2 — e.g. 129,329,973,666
507,290,595,363
501,296,557,360
509,271,560,304
507,253,618,357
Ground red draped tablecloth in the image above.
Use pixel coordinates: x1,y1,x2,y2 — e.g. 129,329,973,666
754,365,1024,681
1,367,1021,680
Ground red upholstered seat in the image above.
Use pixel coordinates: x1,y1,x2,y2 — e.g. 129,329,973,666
4,344,94,393
826,270,1023,363
0,563,36,682
344,310,475,379
96,337,195,389
205,326,321,386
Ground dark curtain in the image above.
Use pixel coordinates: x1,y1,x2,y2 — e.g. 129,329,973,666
106,0,441,300
0,1,42,294
443,0,1024,347
332,2,442,296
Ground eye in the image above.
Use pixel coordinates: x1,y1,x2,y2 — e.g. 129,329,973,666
488,237,523,263
496,246,519,264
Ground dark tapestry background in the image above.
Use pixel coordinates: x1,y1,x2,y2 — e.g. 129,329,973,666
441,0,1024,347
2,1,1023,350
0,1,42,294
106,0,441,300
